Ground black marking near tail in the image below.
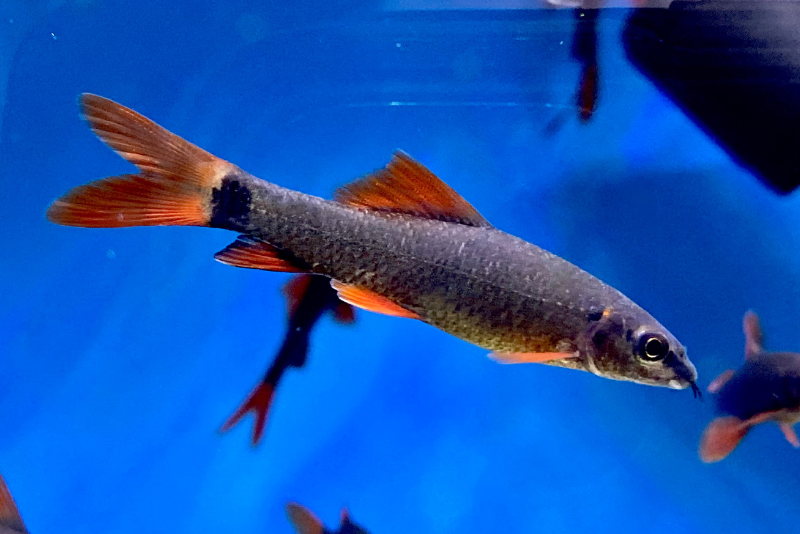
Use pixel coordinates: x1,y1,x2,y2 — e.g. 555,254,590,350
210,175,252,229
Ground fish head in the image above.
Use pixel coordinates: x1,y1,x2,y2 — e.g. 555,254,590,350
579,308,698,391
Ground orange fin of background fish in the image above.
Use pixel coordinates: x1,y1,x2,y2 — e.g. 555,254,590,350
779,423,800,447
47,94,232,228
220,381,276,446
330,281,420,319
286,503,325,534
283,275,314,316
333,301,356,324
215,236,308,272
489,351,576,364
334,151,492,227
699,416,749,463
743,310,763,360
577,63,598,122
0,474,27,533
707,369,735,393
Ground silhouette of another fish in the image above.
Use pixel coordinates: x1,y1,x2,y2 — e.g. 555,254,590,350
47,94,698,391
572,9,599,123
221,274,355,445
0,474,28,534
286,503,370,534
700,311,800,463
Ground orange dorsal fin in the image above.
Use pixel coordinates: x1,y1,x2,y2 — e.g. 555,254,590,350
46,94,234,228
286,503,325,534
707,369,735,394
330,281,419,319
334,151,492,227
0,475,27,533
489,351,577,364
743,310,764,361
214,236,308,273
699,417,749,463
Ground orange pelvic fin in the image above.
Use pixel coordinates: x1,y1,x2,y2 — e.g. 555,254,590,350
334,151,492,227
214,236,308,273
743,310,764,360
699,416,750,463
707,369,735,393
330,280,419,319
47,94,235,228
0,474,27,533
286,503,325,534
489,351,577,364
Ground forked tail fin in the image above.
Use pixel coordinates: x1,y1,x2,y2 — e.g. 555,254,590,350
699,416,750,463
46,94,237,228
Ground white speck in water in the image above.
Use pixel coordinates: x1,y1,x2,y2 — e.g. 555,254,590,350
396,42,401,48
106,249,116,259
9,19,14,24
389,101,401,106
559,40,564,45
51,33,57,40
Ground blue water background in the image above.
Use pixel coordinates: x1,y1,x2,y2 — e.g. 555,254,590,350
2,2,800,533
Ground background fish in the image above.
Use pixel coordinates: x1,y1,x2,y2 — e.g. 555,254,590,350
286,503,370,534
221,274,355,445
46,94,697,391
700,311,800,463
0,475,28,534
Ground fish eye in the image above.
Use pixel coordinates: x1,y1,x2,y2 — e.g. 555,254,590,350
636,332,669,361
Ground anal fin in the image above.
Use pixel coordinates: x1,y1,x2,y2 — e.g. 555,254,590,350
330,280,419,319
214,236,308,273
286,503,325,534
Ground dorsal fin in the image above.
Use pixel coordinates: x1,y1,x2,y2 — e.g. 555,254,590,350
743,310,763,361
334,151,492,227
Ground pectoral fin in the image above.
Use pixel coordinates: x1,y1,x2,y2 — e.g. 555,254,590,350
743,310,764,361
780,423,800,447
0,475,27,533
489,351,577,364
707,369,734,393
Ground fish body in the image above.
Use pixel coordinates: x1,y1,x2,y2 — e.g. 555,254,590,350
47,94,697,390
221,274,354,445
286,503,370,534
700,311,800,462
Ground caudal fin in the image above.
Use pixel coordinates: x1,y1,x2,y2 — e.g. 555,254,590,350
46,94,235,228
699,417,749,463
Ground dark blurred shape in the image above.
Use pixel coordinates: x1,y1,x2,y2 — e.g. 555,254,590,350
220,275,355,445
0,474,27,534
286,503,371,534
572,9,600,122
624,0,800,194
700,311,800,463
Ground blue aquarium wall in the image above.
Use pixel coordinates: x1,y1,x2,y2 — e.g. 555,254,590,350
2,1,800,533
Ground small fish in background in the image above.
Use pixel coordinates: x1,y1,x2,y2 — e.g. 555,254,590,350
286,503,370,534
0,474,29,534
47,94,698,391
220,274,355,445
700,311,800,463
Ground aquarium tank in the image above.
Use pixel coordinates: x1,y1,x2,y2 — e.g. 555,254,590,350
2,0,800,532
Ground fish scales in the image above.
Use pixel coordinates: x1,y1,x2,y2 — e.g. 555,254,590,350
217,169,639,354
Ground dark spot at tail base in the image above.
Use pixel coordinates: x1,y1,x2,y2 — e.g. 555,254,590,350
210,175,251,228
